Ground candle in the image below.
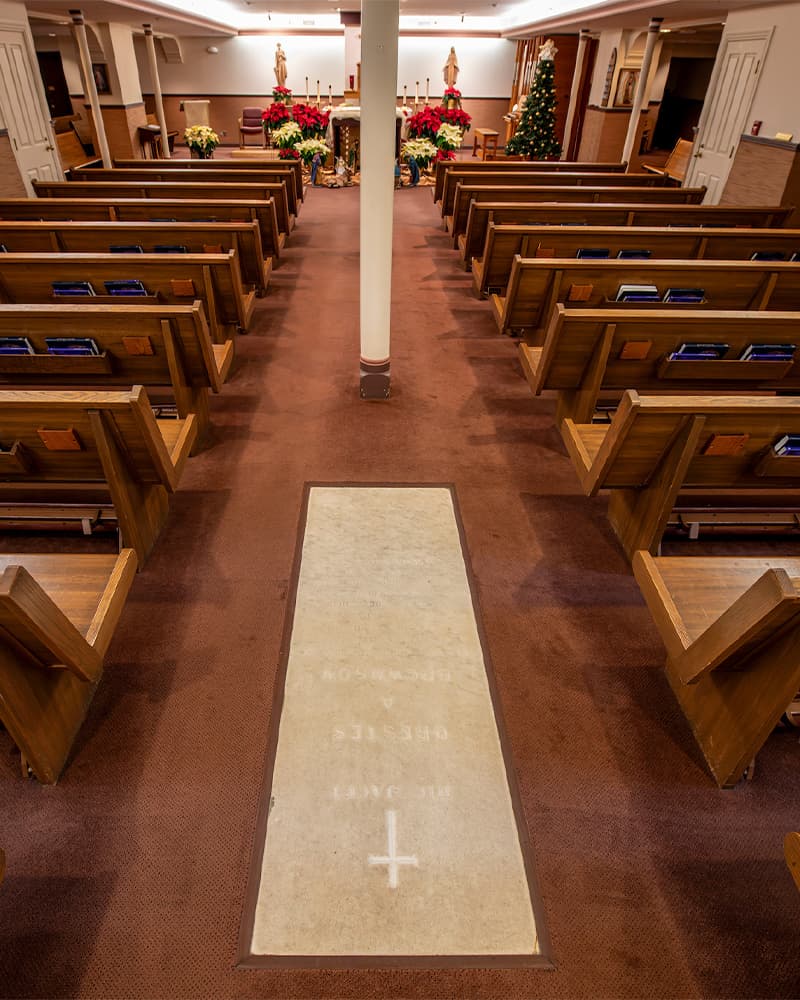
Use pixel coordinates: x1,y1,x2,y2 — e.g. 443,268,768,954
317,80,320,107
425,77,429,104
328,84,332,105
305,76,309,101
403,85,407,106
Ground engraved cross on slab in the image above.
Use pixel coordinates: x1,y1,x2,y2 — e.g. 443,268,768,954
368,810,419,889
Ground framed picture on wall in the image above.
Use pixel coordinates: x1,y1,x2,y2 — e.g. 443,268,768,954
91,63,110,94
614,68,639,107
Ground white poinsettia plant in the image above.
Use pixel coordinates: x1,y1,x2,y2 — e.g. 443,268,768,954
272,120,302,149
435,122,463,151
401,137,437,167
294,137,331,165
183,125,219,153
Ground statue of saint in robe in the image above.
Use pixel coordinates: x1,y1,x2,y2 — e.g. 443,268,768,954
274,43,287,87
443,47,459,88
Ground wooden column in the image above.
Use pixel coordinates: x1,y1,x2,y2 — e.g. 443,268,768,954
143,24,171,160
69,9,112,168
359,0,399,400
621,18,662,169
561,29,591,161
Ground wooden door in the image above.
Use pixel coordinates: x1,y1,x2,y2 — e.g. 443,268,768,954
36,51,72,118
686,32,771,203
0,27,62,192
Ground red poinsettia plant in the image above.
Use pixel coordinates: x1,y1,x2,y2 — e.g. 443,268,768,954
443,86,462,99
272,86,292,102
262,103,291,129
435,148,456,161
440,106,472,132
406,105,442,141
278,148,300,159
291,102,330,139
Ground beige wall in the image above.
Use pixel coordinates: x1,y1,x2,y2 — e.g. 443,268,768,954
720,2,800,138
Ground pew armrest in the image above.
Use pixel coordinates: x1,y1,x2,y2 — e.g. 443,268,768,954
668,568,800,685
0,565,104,682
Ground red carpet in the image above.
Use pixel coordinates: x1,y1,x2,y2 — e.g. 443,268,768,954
0,184,799,998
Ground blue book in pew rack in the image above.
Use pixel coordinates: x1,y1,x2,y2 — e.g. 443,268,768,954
110,244,144,253
52,281,95,296
0,337,34,354
673,342,728,359
739,343,796,361
576,248,610,259
774,434,800,455
45,337,100,356
750,251,785,261
104,279,148,296
617,249,652,260
663,287,705,303
154,245,188,254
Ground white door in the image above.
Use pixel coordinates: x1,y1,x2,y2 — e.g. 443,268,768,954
685,32,772,203
0,27,62,193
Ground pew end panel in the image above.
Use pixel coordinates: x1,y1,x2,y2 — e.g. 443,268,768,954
0,549,137,783
632,552,800,787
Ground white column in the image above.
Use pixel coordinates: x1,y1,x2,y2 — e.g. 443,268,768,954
621,18,663,169
359,0,399,400
69,9,112,168
561,28,590,161
143,24,171,159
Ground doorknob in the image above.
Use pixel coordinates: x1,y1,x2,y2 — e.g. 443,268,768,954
45,144,54,151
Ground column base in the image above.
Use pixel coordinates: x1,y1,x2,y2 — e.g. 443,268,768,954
360,358,390,400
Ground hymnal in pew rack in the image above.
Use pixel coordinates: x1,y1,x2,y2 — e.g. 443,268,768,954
668,342,729,360
774,434,800,456
104,279,148,297
663,287,705,303
616,283,659,302
0,337,34,355
740,343,797,361
45,338,100,356
52,281,95,297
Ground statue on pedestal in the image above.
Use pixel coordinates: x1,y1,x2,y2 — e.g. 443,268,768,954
443,47,459,88
274,43,287,87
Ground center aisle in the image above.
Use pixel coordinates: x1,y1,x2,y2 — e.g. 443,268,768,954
1,185,798,999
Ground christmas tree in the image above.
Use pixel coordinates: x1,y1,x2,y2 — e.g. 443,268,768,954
506,38,561,160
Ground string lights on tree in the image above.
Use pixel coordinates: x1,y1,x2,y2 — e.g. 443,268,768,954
506,38,562,160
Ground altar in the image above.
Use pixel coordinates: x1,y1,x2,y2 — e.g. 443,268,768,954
326,105,407,166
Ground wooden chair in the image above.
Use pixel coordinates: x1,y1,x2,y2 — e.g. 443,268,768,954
472,223,800,299
0,219,272,296
633,551,800,787
432,158,627,203
69,167,301,219
561,391,800,559
447,184,707,248
0,197,285,262
492,258,800,338
32,180,294,237
0,549,137,784
521,306,800,425
785,833,800,891
0,250,254,340
460,202,793,269
239,107,266,149
0,387,196,566
0,301,233,449
113,157,305,203
642,139,693,183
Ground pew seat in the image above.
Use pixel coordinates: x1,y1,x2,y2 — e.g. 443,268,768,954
0,387,196,566
112,156,305,203
0,549,137,784
633,551,800,787
561,391,800,559
432,158,627,202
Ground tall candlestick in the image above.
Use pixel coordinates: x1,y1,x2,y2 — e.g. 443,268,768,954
317,80,320,107
425,77,429,105
415,80,419,111
403,84,407,106
305,76,309,101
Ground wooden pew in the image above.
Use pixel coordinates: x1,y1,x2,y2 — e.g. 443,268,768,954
561,391,800,559
493,258,800,338
0,219,271,296
633,551,800,788
460,202,794,269
441,169,679,222
448,184,707,247
0,197,284,262
0,387,196,565
69,167,301,219
521,306,800,424
0,302,232,448
113,156,305,203
32,180,293,237
0,549,137,784
433,158,627,203
473,224,800,299
0,251,254,341
785,834,800,890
